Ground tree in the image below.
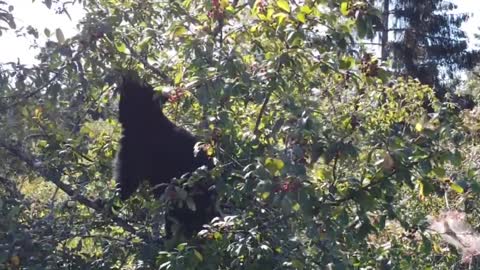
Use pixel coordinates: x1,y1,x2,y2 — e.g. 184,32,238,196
1,0,480,269
378,0,478,99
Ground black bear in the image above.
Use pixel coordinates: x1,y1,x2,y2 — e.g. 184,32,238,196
114,73,216,238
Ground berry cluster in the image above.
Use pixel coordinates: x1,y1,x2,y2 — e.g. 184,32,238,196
208,0,225,20
168,87,186,103
273,180,301,193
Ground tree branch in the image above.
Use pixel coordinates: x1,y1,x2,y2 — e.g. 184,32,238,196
0,139,137,235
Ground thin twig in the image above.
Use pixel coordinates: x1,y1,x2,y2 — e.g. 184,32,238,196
253,88,273,135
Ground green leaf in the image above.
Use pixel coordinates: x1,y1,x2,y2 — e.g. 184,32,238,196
194,249,204,261
287,31,303,47
419,178,434,196
44,28,51,37
418,160,432,175
213,231,222,240
82,237,94,250
65,237,81,249
296,12,306,23
421,236,432,254
273,12,288,25
37,140,48,148
291,259,304,268
311,142,324,164
471,182,480,193
432,166,445,177
277,0,290,12
450,183,464,194
450,150,462,166
45,0,52,9
172,25,188,37
355,17,367,39
174,68,184,85
137,36,152,51
55,28,65,44
177,243,188,251
265,158,284,175
415,122,423,132
339,56,355,69
115,42,127,53
340,2,349,16
300,5,312,14
354,191,376,210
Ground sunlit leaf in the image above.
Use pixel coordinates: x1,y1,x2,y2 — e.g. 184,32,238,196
339,56,355,69
296,12,306,23
273,12,288,25
277,0,290,12
65,237,81,250
115,42,127,53
300,5,312,14
340,2,349,16
415,122,423,132
450,183,464,194
172,25,188,37
265,158,284,175
174,68,184,85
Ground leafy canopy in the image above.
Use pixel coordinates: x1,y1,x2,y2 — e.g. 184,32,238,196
0,0,479,269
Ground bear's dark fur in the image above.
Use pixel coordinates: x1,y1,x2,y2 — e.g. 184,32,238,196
114,74,216,237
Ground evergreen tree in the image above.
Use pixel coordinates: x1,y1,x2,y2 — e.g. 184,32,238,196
379,0,478,101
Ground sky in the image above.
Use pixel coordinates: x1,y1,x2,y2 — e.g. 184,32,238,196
0,0,479,65
452,0,480,47
0,0,85,64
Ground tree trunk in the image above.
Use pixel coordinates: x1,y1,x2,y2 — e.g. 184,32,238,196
381,0,390,60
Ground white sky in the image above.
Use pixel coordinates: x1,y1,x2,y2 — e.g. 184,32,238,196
0,0,85,64
452,0,480,47
0,0,479,65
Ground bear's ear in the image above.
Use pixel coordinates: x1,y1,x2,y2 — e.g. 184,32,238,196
117,71,144,95
120,71,142,85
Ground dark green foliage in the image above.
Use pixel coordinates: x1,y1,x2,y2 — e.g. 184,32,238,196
0,0,480,269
